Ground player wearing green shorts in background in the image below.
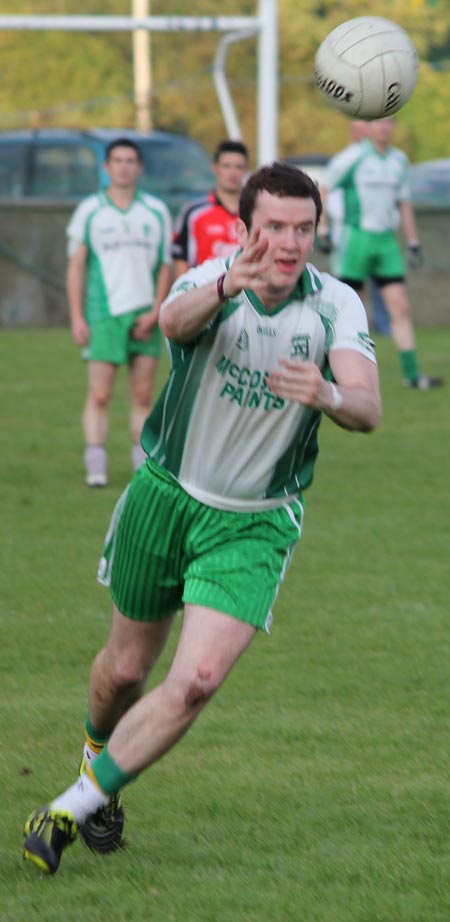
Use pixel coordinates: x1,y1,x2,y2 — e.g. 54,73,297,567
23,162,381,876
66,137,173,486
319,116,443,390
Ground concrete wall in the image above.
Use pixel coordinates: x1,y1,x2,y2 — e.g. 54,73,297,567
0,200,449,328
0,200,71,328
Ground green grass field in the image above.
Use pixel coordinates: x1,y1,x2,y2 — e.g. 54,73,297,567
1,326,449,921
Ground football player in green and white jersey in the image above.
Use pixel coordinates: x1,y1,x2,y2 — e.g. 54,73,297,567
66,138,173,487
319,116,443,390
23,162,381,876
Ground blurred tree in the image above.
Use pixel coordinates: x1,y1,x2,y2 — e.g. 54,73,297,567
279,0,450,159
0,0,449,162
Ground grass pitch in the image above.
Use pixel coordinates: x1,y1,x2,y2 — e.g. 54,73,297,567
1,326,449,921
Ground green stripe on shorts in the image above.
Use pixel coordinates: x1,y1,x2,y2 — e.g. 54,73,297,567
98,460,304,633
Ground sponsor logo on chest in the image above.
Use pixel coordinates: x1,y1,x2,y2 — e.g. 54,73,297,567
256,325,276,338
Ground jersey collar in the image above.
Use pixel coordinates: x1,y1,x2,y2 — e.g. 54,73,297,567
298,263,323,296
364,138,392,159
243,262,323,315
209,190,239,216
100,188,139,213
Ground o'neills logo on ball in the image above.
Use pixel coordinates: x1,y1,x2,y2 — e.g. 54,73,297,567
314,67,354,104
385,82,401,113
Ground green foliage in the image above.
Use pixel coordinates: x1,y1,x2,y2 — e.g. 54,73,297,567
279,0,450,159
0,2,449,164
1,326,450,920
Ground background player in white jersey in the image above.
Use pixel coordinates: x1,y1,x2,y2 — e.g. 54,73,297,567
319,116,443,390
318,120,391,336
23,162,381,876
66,138,173,486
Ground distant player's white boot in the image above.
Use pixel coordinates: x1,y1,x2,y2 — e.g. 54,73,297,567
85,445,108,487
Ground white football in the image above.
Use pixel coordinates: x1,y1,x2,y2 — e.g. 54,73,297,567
314,16,419,119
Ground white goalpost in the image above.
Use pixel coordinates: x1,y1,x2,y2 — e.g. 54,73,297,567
0,1,279,164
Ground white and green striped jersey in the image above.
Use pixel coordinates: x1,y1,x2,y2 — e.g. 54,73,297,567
324,139,411,233
66,190,172,322
141,256,376,512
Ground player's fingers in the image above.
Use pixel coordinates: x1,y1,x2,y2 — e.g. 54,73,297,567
243,231,269,261
277,357,309,370
247,227,261,247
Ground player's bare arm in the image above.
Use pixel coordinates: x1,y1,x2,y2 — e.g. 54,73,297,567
174,258,189,279
317,186,330,235
267,349,381,432
398,199,420,245
67,243,89,346
132,264,174,340
160,230,270,343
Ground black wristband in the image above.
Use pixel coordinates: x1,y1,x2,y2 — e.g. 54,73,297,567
216,273,227,303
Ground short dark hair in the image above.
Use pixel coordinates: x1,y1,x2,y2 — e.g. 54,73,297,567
239,161,322,230
213,139,249,162
105,137,143,163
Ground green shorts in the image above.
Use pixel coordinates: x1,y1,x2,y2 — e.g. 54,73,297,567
84,308,162,364
332,226,405,282
98,459,304,633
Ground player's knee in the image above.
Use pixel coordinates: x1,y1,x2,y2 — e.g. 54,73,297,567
384,290,410,320
389,300,409,320
399,300,411,320
107,650,148,693
183,667,222,709
131,386,152,410
90,387,111,409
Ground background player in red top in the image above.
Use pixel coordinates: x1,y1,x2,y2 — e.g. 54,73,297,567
172,139,249,277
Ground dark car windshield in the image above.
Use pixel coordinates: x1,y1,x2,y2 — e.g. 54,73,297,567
409,160,450,207
0,131,215,215
138,136,214,197
0,142,28,197
28,143,99,198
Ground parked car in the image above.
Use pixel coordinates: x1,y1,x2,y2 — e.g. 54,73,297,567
0,128,215,217
284,154,329,186
408,159,450,208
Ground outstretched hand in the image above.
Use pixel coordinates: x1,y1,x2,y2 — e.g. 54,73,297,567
224,229,270,298
267,357,329,409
